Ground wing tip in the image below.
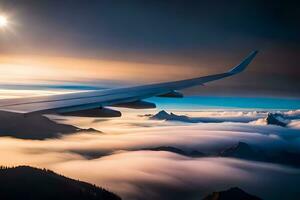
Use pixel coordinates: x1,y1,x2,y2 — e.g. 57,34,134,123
228,50,258,74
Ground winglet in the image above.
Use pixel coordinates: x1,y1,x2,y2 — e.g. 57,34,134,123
228,50,258,74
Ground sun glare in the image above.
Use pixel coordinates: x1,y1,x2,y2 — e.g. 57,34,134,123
0,15,8,28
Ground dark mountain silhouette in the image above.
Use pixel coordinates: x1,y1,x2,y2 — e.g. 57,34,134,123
150,110,194,122
219,142,300,167
0,111,101,139
147,110,299,126
265,113,288,127
142,146,206,157
69,146,206,160
219,142,262,159
148,110,258,123
142,143,300,167
79,127,102,133
144,146,186,154
202,187,262,200
150,110,201,123
189,150,207,157
0,166,121,200
70,150,111,160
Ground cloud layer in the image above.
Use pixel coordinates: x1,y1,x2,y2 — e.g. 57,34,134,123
0,109,300,200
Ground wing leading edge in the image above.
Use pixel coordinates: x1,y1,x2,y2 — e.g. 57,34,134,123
0,51,258,114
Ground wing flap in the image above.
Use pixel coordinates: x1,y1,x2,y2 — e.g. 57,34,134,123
59,107,121,117
112,100,156,109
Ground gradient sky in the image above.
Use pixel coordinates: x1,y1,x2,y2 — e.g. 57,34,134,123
0,0,299,97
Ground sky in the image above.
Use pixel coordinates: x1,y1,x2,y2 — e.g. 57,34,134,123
0,0,299,97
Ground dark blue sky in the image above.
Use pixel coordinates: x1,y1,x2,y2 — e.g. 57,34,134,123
2,0,299,55
0,0,299,97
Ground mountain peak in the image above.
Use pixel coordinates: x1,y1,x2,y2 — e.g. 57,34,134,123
150,110,195,123
236,141,251,149
219,141,256,159
202,187,262,200
150,110,170,120
266,113,288,127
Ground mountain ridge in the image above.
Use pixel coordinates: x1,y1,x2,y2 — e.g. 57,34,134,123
0,165,121,200
202,187,262,200
0,111,101,139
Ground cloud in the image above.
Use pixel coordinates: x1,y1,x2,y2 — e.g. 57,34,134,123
0,109,300,199
48,151,300,200
1,136,299,200
288,120,300,129
284,110,300,119
148,109,300,126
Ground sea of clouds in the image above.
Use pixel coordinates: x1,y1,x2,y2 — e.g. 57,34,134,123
0,108,300,200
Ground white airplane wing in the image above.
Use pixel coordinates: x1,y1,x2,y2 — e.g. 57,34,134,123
0,51,258,116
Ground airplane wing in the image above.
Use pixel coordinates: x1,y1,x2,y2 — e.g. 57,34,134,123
0,51,258,116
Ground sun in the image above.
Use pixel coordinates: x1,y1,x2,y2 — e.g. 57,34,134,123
0,15,8,28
